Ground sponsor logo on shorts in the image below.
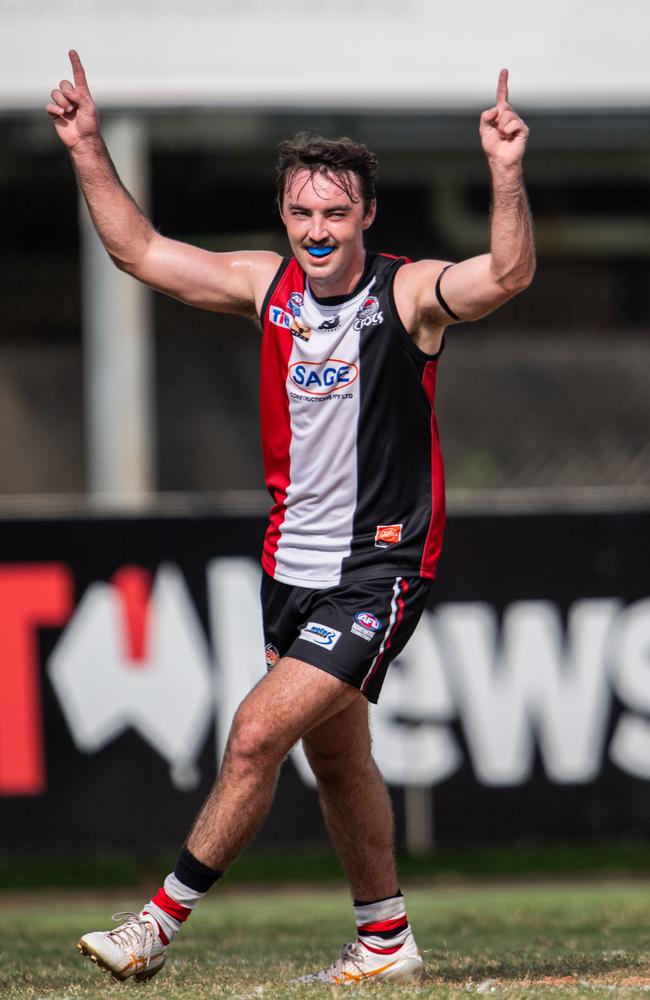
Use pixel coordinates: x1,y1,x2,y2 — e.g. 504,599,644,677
289,359,358,396
353,295,384,332
375,524,403,547
288,292,304,317
299,622,342,649
265,643,280,669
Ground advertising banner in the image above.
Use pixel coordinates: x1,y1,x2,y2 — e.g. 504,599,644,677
0,510,648,853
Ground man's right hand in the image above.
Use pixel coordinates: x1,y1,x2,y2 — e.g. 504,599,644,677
46,50,99,151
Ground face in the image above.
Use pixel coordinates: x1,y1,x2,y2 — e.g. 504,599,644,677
280,168,376,293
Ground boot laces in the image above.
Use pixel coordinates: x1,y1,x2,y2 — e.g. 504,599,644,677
107,912,156,965
323,941,366,979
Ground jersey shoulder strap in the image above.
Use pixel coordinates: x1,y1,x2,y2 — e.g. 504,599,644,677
260,258,305,327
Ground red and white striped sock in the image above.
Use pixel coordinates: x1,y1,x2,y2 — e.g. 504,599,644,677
142,848,222,945
354,892,410,956
142,873,203,944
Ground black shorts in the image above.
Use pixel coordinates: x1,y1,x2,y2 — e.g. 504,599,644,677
260,571,431,704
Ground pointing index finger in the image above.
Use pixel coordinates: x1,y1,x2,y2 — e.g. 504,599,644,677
69,49,88,89
496,67,509,106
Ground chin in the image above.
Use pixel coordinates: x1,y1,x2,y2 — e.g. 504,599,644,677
302,249,340,273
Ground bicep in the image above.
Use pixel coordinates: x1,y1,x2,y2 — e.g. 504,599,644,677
434,254,513,323
131,236,279,316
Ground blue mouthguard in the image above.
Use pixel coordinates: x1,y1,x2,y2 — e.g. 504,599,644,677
307,247,335,257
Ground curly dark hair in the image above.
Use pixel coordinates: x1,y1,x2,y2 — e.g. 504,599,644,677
276,133,378,215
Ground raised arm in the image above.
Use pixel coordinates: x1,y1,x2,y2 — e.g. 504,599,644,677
395,68,535,354
46,51,279,317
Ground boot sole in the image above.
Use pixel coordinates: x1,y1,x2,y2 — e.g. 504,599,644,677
77,939,166,982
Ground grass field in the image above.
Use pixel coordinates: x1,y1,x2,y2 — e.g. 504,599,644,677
0,881,648,999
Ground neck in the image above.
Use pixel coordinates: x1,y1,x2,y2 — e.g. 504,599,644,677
309,249,367,299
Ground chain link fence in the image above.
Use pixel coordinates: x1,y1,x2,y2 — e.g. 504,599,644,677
1,110,648,508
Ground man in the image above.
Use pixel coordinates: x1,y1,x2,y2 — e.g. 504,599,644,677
47,51,534,985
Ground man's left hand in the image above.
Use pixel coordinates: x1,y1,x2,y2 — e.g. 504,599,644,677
479,69,529,168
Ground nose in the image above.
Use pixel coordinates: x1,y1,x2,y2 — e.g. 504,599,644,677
308,214,327,243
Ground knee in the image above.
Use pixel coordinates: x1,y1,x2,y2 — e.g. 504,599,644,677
227,703,280,772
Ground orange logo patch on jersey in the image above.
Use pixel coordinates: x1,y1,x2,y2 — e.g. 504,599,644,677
375,524,403,547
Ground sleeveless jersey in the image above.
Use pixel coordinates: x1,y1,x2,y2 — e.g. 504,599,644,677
259,251,445,589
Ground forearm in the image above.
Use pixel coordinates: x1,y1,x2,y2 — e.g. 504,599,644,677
70,135,154,273
488,163,536,292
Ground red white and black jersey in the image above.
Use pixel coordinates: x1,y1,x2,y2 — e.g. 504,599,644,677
259,252,445,589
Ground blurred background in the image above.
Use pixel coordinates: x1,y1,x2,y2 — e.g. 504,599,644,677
0,0,648,884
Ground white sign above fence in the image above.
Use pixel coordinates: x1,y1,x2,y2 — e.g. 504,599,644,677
2,0,649,111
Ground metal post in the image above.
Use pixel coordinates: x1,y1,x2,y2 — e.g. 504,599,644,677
80,115,154,509
404,786,435,856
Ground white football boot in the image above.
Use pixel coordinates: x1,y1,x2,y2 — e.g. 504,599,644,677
77,911,167,981
298,928,423,984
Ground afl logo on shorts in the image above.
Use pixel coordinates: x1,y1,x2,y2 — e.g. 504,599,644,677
353,295,384,332
355,612,381,631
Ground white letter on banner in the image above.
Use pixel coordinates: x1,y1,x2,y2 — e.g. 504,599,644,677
609,598,650,780
372,610,461,786
504,600,618,783
437,602,532,785
437,600,616,785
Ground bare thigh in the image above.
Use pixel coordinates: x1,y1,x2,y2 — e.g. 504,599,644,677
232,655,362,759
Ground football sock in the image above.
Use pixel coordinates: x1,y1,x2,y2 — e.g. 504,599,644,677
353,891,410,955
142,847,222,944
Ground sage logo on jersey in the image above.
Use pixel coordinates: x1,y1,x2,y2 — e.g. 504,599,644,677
289,359,358,396
353,295,384,331
288,292,303,317
299,621,342,649
269,305,292,328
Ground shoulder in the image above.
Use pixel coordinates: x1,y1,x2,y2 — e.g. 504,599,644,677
236,251,284,315
238,250,284,288
394,258,453,295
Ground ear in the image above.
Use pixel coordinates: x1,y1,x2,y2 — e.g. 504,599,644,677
361,199,377,230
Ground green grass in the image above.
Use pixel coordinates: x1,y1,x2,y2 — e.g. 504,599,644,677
0,882,648,999
2,840,649,889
